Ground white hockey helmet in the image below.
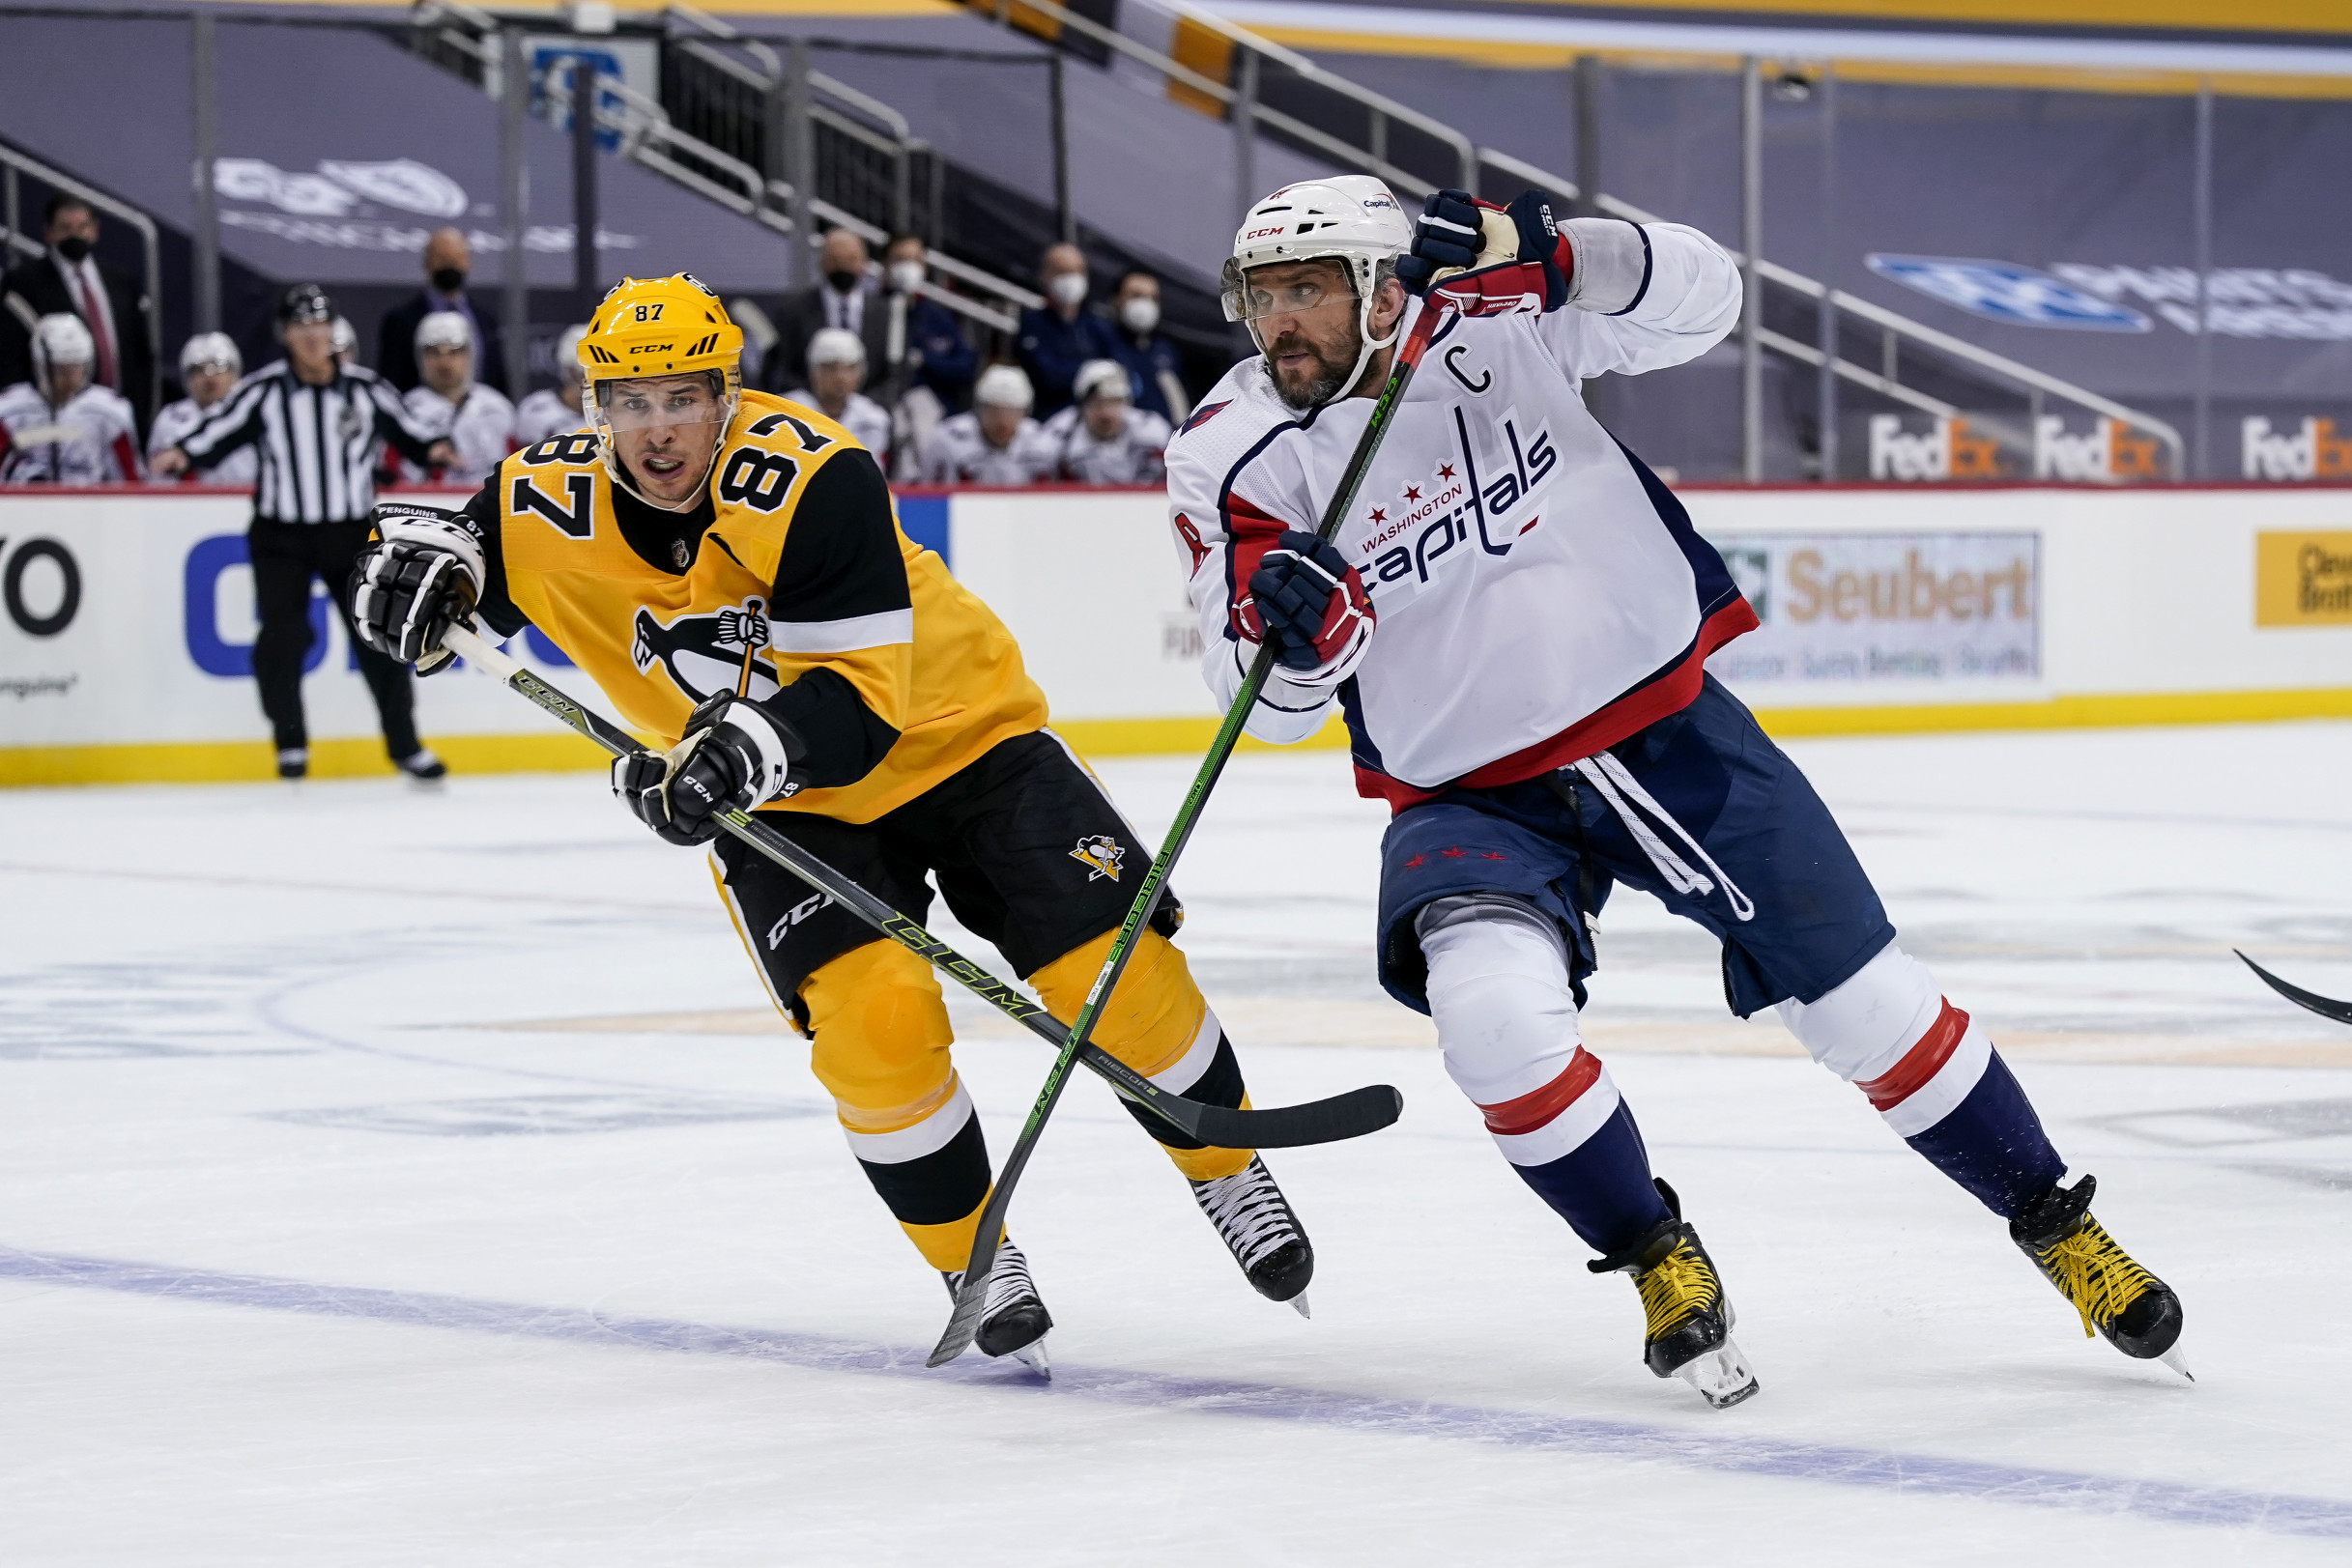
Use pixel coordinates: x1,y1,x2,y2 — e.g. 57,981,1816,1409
807,327,866,371
556,324,588,384
416,310,473,354
31,313,94,402
1223,175,1413,406
180,330,242,380
974,363,1034,412
1074,358,1132,406
330,315,358,360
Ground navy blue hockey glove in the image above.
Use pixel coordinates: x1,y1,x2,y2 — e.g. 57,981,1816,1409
1243,529,1375,689
1393,188,1571,316
613,693,809,846
349,505,486,674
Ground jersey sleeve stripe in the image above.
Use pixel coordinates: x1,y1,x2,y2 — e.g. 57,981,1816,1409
768,608,914,654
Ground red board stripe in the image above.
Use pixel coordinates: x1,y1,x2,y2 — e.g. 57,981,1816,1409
1479,1047,1604,1137
1853,1000,1968,1112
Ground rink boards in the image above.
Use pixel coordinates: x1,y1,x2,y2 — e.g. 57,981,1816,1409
1,482,2350,783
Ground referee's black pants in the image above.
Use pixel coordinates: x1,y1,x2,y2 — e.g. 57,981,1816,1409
248,519,419,760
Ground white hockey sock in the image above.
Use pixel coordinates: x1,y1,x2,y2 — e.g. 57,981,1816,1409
1775,943,1992,1136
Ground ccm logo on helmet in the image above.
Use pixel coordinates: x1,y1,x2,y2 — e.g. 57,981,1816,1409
1244,227,1285,240
629,343,676,355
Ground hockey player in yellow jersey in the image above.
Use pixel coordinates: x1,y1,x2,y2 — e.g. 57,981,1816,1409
347,275,1311,1370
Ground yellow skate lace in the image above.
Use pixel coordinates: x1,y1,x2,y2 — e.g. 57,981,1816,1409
1634,1240,1721,1343
2036,1219,2158,1338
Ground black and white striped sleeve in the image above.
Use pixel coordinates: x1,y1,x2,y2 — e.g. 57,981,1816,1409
365,372,443,467
177,375,270,470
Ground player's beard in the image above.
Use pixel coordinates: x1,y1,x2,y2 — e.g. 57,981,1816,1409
1263,322,1360,412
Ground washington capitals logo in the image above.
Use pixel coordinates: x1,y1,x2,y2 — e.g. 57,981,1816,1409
1070,835,1125,882
1180,400,1231,435
630,596,776,703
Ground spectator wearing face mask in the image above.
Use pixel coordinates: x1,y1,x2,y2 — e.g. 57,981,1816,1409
377,227,509,394
0,193,158,435
150,332,257,487
514,325,591,448
1041,357,1169,487
787,328,893,466
1105,269,1190,426
1017,242,1121,418
399,311,516,484
919,363,1054,486
878,234,976,478
765,228,891,399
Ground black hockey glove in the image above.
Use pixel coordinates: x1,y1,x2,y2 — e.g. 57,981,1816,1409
614,694,810,846
1393,188,1570,316
350,505,487,674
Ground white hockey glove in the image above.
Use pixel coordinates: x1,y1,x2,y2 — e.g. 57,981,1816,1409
613,694,809,846
350,505,487,674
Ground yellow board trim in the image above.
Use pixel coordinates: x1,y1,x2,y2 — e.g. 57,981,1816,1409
1447,0,2351,34
0,731,610,786
9,687,2352,784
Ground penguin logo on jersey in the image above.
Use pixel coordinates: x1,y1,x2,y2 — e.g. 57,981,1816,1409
1070,835,1125,882
629,596,778,702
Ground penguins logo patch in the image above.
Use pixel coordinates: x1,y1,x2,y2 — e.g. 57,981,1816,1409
630,596,775,702
1069,835,1124,883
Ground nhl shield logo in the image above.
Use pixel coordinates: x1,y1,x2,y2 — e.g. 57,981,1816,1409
1069,834,1124,882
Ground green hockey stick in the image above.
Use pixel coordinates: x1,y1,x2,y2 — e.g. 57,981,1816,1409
928,299,1454,1366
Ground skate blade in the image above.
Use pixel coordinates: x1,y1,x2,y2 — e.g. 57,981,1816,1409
1289,1292,1311,1321
1010,1336,1050,1380
2157,1344,2194,1383
1675,1339,1761,1411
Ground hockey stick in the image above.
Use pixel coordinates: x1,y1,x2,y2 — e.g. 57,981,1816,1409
2236,950,2352,1028
928,299,1455,1366
442,624,1403,1150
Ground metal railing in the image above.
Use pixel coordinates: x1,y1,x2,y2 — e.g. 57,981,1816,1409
0,142,163,416
973,0,2185,478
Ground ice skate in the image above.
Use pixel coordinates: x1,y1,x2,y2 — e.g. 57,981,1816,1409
941,1238,1051,1375
1589,1179,1759,1411
2010,1174,2190,1380
1190,1155,1313,1313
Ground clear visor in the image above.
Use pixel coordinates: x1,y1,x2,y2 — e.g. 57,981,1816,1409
594,374,728,433
1219,268,1360,325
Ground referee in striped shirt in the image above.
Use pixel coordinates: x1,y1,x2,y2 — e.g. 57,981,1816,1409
155,283,457,781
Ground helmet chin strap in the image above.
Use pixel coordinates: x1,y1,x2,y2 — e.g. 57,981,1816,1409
1251,262,1402,412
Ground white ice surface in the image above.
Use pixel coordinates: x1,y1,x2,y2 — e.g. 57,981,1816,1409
3,723,2351,1564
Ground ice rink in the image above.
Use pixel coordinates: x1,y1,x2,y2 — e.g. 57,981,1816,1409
4,721,2350,1564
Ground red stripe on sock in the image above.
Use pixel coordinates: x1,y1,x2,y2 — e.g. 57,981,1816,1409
1479,1047,1603,1137
1853,1001,1968,1112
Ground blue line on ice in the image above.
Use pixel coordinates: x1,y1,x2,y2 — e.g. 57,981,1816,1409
6,1243,2342,1539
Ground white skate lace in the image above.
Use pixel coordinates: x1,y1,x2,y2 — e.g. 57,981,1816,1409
949,1240,1043,1321
1191,1157,1299,1273
1569,752,1756,922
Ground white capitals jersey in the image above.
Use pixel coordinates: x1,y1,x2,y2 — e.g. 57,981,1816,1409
919,411,1055,486
1040,403,1172,485
150,396,258,487
1167,219,1755,807
783,389,893,468
512,387,585,450
401,383,516,485
0,382,141,485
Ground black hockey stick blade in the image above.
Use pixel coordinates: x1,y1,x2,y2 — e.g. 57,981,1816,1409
2236,951,2352,1027
1180,1082,1402,1149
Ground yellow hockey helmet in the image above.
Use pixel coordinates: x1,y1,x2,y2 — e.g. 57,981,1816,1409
578,273,744,508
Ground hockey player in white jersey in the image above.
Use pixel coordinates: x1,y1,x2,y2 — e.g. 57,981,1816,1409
0,313,141,484
149,333,258,487
918,363,1054,486
512,325,589,448
400,311,515,483
1041,357,1170,485
784,328,894,465
1165,177,2187,1408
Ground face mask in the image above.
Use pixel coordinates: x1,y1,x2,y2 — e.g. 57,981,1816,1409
888,260,925,295
430,266,466,294
826,269,862,295
1047,272,1087,309
1119,297,1160,334
54,236,92,264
